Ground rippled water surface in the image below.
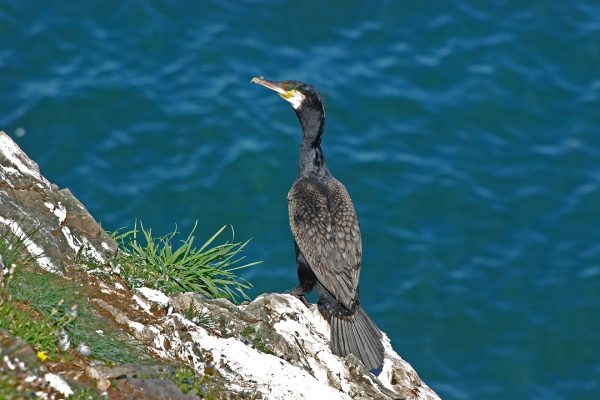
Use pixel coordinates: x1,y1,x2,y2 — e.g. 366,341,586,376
1,1,599,398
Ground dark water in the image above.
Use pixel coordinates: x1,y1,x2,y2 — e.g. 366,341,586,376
2,1,599,398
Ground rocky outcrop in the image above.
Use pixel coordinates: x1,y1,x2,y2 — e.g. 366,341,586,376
0,131,117,274
133,289,438,400
0,131,440,399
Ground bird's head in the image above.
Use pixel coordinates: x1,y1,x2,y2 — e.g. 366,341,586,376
251,76,326,147
251,76,323,112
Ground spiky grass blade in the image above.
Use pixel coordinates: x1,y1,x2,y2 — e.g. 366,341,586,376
113,222,259,302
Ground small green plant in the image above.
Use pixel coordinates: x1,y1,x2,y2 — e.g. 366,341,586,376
169,365,229,399
251,336,272,354
239,324,272,354
217,315,229,337
182,303,198,321
182,303,214,328
113,222,259,303
240,325,256,338
171,367,208,396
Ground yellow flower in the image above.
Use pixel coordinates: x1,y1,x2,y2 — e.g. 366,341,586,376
37,351,48,362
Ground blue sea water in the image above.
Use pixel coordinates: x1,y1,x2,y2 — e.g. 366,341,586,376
1,1,599,398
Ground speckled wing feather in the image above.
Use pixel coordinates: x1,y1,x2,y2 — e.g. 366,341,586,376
288,176,362,309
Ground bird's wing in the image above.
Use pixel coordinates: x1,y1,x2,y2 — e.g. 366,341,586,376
288,177,361,309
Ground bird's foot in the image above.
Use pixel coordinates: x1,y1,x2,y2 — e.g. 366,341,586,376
287,286,311,308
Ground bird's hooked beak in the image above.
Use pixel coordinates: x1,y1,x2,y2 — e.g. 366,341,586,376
251,76,287,96
251,76,306,109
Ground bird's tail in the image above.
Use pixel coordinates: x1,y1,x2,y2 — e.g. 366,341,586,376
330,303,385,371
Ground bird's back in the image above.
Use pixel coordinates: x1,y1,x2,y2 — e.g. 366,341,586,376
288,175,362,309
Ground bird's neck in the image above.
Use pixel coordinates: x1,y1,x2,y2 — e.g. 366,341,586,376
297,107,329,178
299,142,328,177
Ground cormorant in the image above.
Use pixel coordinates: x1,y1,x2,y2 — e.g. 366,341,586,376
251,76,385,371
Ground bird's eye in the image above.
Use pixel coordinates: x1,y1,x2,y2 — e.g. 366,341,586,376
287,85,293,91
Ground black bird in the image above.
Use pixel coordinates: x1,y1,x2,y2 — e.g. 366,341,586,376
251,76,385,371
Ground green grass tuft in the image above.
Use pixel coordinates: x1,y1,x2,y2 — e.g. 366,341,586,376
8,268,145,364
70,387,103,400
0,224,41,269
0,302,57,357
113,221,260,303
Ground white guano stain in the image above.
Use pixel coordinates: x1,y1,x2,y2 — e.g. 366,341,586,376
271,297,353,392
44,201,67,224
1,165,20,176
128,320,145,333
60,226,79,254
131,294,152,313
0,132,50,188
60,225,105,263
44,373,73,397
135,287,171,308
153,314,351,400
